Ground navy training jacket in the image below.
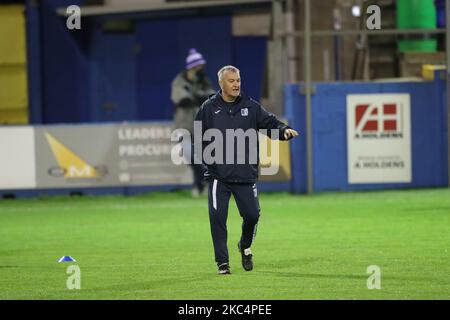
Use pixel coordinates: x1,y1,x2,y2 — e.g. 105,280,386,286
193,91,293,184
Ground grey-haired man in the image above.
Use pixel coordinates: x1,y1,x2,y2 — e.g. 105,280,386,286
194,65,299,274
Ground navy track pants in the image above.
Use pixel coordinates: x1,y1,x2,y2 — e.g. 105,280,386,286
208,178,260,265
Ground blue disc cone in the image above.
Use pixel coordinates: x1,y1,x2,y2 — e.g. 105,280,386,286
58,256,76,263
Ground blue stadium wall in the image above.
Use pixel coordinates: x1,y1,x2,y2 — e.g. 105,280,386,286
285,72,449,193
25,0,267,124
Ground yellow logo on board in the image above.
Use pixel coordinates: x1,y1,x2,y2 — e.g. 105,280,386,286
44,132,100,178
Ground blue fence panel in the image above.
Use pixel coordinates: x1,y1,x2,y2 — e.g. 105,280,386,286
39,0,90,124
285,74,448,193
284,85,308,193
89,30,138,122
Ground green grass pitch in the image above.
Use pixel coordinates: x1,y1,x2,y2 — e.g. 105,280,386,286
1,188,449,300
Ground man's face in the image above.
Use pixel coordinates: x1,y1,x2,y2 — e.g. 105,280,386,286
219,71,241,99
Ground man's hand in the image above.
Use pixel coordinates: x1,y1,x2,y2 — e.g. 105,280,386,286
284,128,299,140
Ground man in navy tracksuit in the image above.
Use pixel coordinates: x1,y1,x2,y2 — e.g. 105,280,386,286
194,65,299,275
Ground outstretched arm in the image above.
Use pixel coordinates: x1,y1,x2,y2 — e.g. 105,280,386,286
256,103,299,140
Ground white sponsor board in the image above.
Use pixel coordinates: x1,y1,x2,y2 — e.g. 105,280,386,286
347,94,412,184
0,127,36,189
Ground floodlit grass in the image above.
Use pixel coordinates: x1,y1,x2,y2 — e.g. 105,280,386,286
1,188,449,299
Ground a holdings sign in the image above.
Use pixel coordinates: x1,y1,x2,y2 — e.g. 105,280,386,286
347,94,412,184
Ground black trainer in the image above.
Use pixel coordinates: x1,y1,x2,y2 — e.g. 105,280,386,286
218,263,231,275
238,242,253,271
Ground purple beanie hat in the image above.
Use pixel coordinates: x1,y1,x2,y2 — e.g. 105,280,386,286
185,48,206,70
